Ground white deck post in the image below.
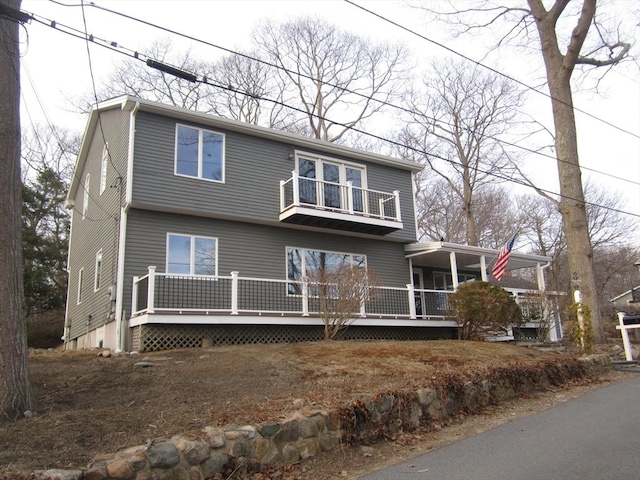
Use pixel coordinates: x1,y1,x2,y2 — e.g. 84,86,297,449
302,279,309,317
617,312,633,361
393,190,401,221
346,181,353,214
132,276,139,315
407,284,417,319
291,170,299,206
230,271,239,315
147,266,156,314
279,179,286,211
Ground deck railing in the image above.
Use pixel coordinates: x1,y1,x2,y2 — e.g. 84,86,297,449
132,267,452,320
131,267,563,331
280,171,401,222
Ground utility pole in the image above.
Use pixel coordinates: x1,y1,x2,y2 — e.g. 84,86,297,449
0,0,32,420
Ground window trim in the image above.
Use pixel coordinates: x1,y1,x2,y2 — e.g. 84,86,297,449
166,233,219,277
94,250,103,292
100,144,109,194
82,173,90,220
77,268,84,305
174,124,226,183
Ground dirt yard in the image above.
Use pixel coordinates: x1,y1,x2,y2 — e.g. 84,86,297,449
0,340,632,479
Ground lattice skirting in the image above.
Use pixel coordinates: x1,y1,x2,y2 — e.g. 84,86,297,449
130,324,458,352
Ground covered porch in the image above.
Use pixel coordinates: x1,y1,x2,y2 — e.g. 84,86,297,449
406,241,563,341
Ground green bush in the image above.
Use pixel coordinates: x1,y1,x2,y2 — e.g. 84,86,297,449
448,281,522,341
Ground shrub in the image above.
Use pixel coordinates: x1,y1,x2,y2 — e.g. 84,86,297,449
448,281,522,341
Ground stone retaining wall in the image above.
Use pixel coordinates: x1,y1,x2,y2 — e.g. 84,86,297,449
33,355,610,480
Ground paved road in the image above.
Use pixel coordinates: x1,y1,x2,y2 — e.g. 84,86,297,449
360,376,640,480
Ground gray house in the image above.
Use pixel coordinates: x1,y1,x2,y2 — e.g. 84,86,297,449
64,96,560,352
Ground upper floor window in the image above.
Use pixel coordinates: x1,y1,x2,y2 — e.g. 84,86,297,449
77,268,84,304
100,144,109,194
167,233,217,276
175,125,225,182
82,173,90,220
94,250,103,291
296,153,366,212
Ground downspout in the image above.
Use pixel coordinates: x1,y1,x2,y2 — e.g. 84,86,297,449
115,101,139,352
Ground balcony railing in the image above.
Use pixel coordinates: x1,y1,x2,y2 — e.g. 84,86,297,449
131,267,563,334
279,171,402,232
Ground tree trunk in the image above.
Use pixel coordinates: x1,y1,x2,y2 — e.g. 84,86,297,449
531,0,603,342
0,0,32,420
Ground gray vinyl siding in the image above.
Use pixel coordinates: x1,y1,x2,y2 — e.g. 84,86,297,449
130,111,416,242
66,109,130,340
121,209,411,318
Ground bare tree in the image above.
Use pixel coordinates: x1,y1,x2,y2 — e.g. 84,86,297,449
305,264,380,340
417,1,634,342
74,39,215,113
253,16,410,143
0,0,32,420
205,51,293,128
402,59,525,245
414,176,517,247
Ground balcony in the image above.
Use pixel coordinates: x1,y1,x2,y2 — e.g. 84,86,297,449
279,171,403,235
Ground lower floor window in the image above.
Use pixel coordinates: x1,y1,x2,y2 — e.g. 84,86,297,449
167,233,217,275
286,247,366,294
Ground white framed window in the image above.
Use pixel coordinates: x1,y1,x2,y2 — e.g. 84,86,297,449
166,233,218,276
94,250,103,292
100,144,109,194
433,272,476,291
175,124,225,182
286,246,366,295
295,152,366,211
82,173,90,220
77,268,84,304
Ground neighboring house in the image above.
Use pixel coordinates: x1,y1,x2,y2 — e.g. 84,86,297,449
64,96,561,352
610,286,640,310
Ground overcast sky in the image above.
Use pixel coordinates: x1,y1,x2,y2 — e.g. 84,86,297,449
18,0,640,241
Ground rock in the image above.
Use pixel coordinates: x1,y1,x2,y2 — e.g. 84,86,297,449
203,426,226,448
174,436,210,465
106,459,132,479
292,398,305,409
257,422,281,438
36,470,83,480
133,362,155,368
201,452,230,478
100,349,112,358
147,442,180,468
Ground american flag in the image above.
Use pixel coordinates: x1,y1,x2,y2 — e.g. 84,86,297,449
492,235,516,281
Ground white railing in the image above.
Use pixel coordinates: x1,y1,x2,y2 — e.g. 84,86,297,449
132,268,450,320
131,268,563,332
280,170,401,222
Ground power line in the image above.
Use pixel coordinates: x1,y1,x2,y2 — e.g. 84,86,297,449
34,1,640,188
344,0,640,140
22,5,640,219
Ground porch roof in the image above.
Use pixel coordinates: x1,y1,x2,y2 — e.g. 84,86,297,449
404,241,552,273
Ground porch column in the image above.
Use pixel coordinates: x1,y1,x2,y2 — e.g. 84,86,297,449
449,252,459,289
393,190,401,221
147,266,156,314
536,263,547,291
131,276,139,315
301,279,309,317
480,256,488,282
346,181,354,214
